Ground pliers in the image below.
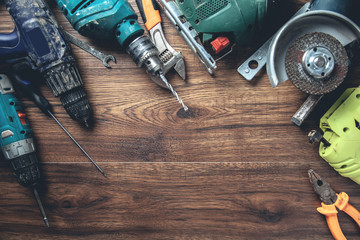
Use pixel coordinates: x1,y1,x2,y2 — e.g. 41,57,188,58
136,0,186,80
308,169,360,240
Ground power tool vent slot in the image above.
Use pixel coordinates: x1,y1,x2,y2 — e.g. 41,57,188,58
71,0,92,14
321,123,329,128
195,0,229,21
81,0,96,10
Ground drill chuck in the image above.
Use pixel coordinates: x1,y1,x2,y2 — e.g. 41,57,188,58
60,88,92,127
2,144,41,187
43,62,92,127
127,36,163,76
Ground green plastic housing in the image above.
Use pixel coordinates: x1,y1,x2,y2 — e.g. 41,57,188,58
319,87,360,184
56,0,144,47
175,0,267,45
0,77,33,147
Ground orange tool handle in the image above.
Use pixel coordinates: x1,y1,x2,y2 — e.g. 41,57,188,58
336,192,360,227
317,203,346,240
136,0,161,31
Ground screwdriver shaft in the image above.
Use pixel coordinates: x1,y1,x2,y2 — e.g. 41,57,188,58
47,110,107,177
159,74,188,111
32,188,49,227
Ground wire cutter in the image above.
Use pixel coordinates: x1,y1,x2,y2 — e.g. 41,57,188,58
136,0,186,80
308,169,360,240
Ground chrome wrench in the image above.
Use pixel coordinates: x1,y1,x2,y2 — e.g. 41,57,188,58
64,31,116,68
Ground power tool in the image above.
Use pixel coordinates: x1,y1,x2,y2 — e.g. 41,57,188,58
238,0,360,126
308,87,360,185
0,74,49,227
56,0,188,111
155,0,278,75
10,61,106,176
0,0,93,127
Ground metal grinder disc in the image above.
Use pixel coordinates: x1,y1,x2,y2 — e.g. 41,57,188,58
285,32,348,95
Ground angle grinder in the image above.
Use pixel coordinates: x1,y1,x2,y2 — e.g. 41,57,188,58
238,0,360,126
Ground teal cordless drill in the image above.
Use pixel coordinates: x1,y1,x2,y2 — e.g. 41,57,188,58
0,74,49,227
56,0,184,102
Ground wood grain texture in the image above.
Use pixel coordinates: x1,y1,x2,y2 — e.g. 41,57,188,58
1,0,360,239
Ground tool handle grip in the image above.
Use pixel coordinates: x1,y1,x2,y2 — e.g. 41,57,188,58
136,0,161,30
318,203,346,240
11,62,53,115
337,192,360,227
0,28,27,58
326,215,346,240
343,203,360,227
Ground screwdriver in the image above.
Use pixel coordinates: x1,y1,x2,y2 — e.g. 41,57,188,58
11,62,106,177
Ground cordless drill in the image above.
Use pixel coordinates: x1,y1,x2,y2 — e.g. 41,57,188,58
0,0,92,127
0,74,49,227
56,0,172,90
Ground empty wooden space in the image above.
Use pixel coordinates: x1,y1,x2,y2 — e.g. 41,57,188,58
0,0,359,239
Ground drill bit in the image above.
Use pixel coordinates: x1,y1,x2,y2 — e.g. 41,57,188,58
159,74,188,111
47,111,107,177
32,188,49,227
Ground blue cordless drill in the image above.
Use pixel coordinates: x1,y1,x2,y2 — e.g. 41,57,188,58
0,0,93,127
0,74,49,227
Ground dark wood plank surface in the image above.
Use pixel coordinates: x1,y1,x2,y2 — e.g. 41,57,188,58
1,0,360,239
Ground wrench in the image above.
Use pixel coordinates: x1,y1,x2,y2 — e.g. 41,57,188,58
136,0,186,79
64,31,116,68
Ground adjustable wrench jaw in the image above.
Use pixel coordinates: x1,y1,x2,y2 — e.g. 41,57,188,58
150,23,186,81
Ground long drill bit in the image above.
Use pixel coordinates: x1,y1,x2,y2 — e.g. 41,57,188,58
47,111,107,177
159,74,188,111
32,188,49,227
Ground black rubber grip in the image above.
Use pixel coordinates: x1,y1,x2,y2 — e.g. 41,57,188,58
136,0,147,24
12,62,53,115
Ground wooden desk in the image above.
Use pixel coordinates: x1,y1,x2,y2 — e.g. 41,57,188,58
0,0,359,239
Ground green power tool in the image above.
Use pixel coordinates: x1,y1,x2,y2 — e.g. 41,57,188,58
56,0,188,111
155,0,279,74
309,87,360,184
175,0,268,45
